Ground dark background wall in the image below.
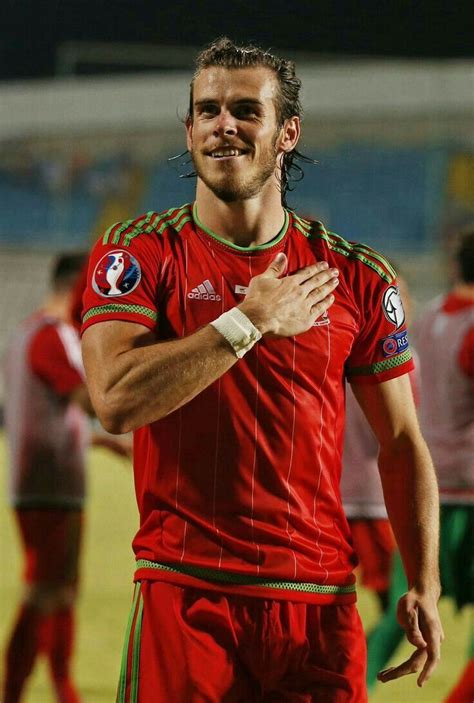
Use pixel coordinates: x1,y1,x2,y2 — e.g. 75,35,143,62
2,0,473,80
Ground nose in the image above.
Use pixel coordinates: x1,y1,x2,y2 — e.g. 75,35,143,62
214,109,238,137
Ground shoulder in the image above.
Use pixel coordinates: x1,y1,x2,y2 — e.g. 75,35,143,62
99,204,193,248
291,213,396,285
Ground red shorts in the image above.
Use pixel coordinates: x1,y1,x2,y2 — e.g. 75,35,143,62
348,519,396,593
117,581,367,703
15,508,83,586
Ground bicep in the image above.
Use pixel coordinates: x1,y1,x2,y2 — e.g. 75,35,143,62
350,374,420,447
82,320,156,392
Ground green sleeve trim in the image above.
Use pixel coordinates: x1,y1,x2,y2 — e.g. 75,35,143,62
346,349,412,377
83,304,158,323
135,559,356,595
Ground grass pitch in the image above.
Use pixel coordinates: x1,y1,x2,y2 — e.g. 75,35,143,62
0,435,471,702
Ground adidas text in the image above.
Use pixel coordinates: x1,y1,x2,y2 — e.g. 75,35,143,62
188,279,221,301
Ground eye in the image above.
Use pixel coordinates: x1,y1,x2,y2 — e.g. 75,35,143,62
234,104,259,119
197,103,219,118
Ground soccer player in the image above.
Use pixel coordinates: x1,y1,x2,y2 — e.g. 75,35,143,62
412,227,474,703
363,228,473,701
2,253,130,703
81,37,443,702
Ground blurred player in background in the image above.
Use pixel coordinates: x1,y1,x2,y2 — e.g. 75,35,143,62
2,253,130,703
81,37,442,701
363,227,474,701
413,226,474,703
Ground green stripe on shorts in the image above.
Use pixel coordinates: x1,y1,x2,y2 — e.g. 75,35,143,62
130,594,143,703
117,583,142,703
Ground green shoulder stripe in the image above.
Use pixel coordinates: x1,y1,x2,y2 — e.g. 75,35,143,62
102,204,192,247
327,231,397,280
309,227,394,283
292,213,312,234
83,304,158,323
155,205,192,236
346,350,412,377
102,213,150,245
293,213,396,283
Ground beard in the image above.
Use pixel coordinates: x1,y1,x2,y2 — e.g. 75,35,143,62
191,135,280,203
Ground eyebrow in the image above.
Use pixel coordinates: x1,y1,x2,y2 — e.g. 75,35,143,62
194,98,265,108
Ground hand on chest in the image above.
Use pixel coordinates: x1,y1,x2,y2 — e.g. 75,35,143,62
159,243,357,368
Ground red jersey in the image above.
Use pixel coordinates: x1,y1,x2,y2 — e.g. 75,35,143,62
82,203,414,604
4,312,89,508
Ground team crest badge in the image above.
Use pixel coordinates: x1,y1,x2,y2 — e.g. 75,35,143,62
382,286,405,329
92,250,141,297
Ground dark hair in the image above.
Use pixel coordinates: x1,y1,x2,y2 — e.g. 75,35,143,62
51,252,87,291
456,225,474,283
184,36,315,207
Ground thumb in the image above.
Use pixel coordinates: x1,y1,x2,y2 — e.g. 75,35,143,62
263,252,287,277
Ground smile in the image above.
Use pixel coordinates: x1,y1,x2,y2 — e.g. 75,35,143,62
209,148,248,159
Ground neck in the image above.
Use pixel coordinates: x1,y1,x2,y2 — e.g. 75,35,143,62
194,178,286,248
42,291,72,322
452,282,474,301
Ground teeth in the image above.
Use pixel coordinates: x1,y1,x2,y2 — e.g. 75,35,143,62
212,149,242,158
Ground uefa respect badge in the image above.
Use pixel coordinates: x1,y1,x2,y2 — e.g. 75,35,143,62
92,250,141,297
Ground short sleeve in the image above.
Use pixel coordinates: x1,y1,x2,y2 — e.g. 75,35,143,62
346,274,414,385
29,324,84,396
81,215,162,334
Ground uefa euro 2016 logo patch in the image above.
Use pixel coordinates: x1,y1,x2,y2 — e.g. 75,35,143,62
382,285,405,329
92,250,141,297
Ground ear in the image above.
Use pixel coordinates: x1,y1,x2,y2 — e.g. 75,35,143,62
279,116,300,154
185,115,193,152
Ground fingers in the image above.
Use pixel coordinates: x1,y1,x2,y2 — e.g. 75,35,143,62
378,649,427,684
397,597,427,648
310,294,335,321
306,272,339,305
381,593,443,688
291,260,330,285
261,252,288,278
416,609,443,687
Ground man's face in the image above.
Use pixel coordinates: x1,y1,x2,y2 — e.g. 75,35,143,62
186,66,291,202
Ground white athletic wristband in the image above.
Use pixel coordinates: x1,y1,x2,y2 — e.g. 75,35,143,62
210,307,262,358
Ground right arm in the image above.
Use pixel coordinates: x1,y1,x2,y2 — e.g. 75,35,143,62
82,254,339,433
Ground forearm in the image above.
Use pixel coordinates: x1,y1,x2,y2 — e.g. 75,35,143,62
379,435,440,595
84,323,238,434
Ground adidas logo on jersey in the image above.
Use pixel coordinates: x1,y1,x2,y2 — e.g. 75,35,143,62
188,280,221,301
